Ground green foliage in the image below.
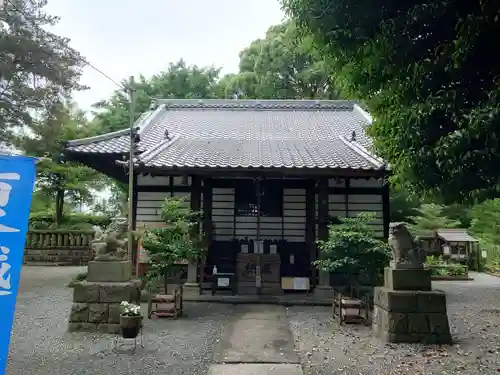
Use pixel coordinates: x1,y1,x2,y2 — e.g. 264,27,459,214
469,199,500,245
389,186,420,223
282,0,500,203
469,199,500,268
408,204,460,238
91,60,222,133
0,0,85,144
142,197,204,290
14,102,105,223
315,212,390,287
221,21,341,99
29,212,111,229
424,256,468,277
67,272,88,288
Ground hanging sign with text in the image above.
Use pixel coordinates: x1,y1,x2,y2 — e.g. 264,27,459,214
0,156,36,374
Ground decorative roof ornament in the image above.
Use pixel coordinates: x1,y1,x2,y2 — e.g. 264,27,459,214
148,99,158,111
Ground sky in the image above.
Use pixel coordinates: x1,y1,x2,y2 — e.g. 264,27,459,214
44,0,286,112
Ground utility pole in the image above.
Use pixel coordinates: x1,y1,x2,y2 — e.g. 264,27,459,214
127,76,137,263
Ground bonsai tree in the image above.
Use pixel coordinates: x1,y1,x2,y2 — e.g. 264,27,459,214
142,197,203,293
314,212,391,296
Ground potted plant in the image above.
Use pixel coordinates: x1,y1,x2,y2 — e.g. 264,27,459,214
119,301,143,338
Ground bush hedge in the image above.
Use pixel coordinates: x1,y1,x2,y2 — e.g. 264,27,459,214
29,212,111,229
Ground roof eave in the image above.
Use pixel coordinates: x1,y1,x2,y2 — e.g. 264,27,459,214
131,164,388,178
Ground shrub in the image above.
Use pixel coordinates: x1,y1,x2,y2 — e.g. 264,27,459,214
29,212,111,229
424,256,468,277
315,212,391,295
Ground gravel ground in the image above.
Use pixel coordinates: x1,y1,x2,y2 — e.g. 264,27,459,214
7,266,235,375
288,272,500,375
9,267,500,375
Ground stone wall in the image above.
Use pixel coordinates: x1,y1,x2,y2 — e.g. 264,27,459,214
24,230,94,265
68,280,141,333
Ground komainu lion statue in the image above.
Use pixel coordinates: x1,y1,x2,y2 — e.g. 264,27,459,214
388,222,425,268
91,216,129,261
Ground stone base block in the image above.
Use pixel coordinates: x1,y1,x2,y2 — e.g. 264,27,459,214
373,287,447,313
313,285,334,299
384,267,431,291
68,279,141,333
183,282,200,298
372,287,452,344
88,260,132,282
237,282,282,295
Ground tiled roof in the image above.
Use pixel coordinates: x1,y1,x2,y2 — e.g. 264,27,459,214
437,229,478,243
66,99,385,170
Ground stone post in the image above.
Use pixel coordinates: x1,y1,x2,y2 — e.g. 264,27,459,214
68,260,141,334
67,216,141,334
183,259,200,298
372,222,452,344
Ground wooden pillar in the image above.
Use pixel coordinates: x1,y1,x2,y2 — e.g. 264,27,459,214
186,175,201,286
306,179,316,287
201,178,213,287
316,177,331,290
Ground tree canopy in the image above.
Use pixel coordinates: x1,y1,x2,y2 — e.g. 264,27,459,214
221,21,341,100
91,21,343,136
408,204,460,238
15,101,105,223
0,0,85,144
282,0,500,203
91,60,222,133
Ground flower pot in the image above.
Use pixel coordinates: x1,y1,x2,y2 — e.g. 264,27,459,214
120,315,143,339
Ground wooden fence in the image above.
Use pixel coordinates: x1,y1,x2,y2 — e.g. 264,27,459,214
24,230,95,265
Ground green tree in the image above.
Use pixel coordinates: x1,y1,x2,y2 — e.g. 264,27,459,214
389,185,420,223
92,60,222,133
315,212,390,295
282,0,500,202
221,21,341,99
142,197,203,293
0,0,85,144
408,204,460,238
469,199,500,246
15,101,104,224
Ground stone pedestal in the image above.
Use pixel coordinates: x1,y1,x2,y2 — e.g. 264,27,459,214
384,267,431,291
314,270,333,299
183,282,200,298
87,260,132,282
68,279,141,333
68,260,141,333
313,285,334,299
373,267,451,344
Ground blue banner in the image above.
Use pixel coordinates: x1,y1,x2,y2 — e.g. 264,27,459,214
0,156,36,374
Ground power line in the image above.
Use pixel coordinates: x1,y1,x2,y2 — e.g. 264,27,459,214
4,0,126,92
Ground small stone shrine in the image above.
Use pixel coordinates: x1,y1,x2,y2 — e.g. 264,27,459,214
373,222,452,344
68,216,141,333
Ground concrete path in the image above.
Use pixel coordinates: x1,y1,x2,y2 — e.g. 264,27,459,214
210,305,303,375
